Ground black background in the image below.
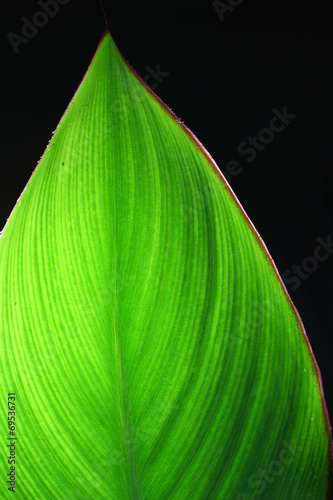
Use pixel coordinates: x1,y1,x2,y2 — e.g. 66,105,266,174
1,0,333,459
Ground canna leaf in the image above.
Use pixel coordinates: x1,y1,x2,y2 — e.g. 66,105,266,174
0,30,331,499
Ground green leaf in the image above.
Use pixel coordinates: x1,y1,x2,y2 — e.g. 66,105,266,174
0,30,331,499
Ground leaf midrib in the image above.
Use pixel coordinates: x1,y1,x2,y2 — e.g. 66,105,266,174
108,39,140,500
